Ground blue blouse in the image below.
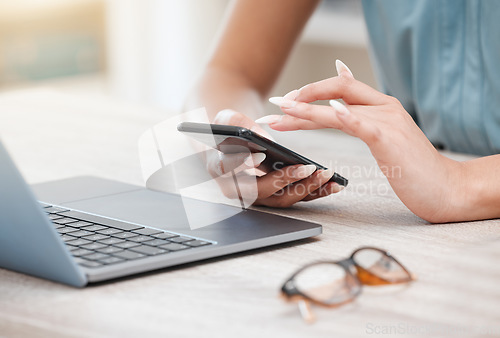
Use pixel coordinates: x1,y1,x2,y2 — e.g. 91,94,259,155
361,0,500,155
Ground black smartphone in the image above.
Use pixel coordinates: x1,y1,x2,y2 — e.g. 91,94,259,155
177,122,348,186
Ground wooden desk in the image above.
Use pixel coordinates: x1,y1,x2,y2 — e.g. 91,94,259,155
1,89,499,337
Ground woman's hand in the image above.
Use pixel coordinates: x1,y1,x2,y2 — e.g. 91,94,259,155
257,60,464,222
205,109,344,208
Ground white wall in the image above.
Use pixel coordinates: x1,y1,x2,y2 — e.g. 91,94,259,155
106,0,228,111
106,0,377,114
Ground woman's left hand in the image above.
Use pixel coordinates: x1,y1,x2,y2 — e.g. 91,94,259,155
256,60,464,223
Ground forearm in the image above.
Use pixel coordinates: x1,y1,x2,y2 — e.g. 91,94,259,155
184,65,265,121
453,155,500,222
184,0,319,121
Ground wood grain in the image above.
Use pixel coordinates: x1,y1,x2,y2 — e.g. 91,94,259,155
0,89,499,338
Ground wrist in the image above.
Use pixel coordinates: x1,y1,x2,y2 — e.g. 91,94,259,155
432,156,469,223
419,154,464,223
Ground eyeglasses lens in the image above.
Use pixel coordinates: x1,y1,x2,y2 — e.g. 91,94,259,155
353,248,410,284
294,263,359,305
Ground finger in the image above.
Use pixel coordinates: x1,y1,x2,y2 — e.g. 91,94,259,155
213,163,315,201
302,182,344,201
256,169,336,207
215,164,318,200
214,109,275,140
292,76,386,106
279,59,353,103
252,164,318,199
268,98,344,130
255,114,327,131
329,100,382,146
213,108,248,126
207,151,266,177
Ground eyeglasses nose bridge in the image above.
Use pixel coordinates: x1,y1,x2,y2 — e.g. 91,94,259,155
337,257,356,271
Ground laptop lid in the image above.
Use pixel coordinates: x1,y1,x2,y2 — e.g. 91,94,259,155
0,140,87,287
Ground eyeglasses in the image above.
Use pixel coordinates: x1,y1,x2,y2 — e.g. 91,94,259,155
280,247,416,323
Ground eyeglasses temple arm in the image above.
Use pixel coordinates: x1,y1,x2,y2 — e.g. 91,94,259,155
298,299,316,324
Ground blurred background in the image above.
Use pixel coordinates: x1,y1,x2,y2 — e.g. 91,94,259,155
0,0,377,114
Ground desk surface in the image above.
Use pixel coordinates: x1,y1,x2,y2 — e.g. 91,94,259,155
1,89,499,338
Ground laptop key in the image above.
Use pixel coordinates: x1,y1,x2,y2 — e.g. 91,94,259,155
69,221,94,228
44,206,69,214
70,230,95,237
57,227,79,234
98,237,125,245
99,257,125,265
82,234,110,241
80,243,108,250
152,232,178,240
96,246,123,254
97,228,123,235
128,235,154,243
169,236,193,243
143,239,170,247
112,232,138,239
159,243,190,251
71,248,94,257
66,238,92,246
114,241,140,249
78,260,103,268
130,245,167,256
85,253,110,261
132,228,162,236
65,244,78,251
48,214,64,220
60,234,77,242
185,240,211,247
81,225,107,232
53,218,79,225
112,250,146,260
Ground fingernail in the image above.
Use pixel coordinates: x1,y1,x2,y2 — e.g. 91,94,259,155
255,115,283,124
215,109,237,124
269,96,297,108
244,153,266,167
329,100,350,115
292,164,317,179
283,89,299,100
335,59,354,78
319,168,335,180
331,183,345,193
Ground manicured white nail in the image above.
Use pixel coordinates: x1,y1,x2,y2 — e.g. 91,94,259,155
319,168,335,180
269,96,297,108
335,59,354,78
292,164,317,179
255,115,283,124
331,183,345,192
244,153,266,167
329,100,350,115
215,109,237,124
283,89,299,100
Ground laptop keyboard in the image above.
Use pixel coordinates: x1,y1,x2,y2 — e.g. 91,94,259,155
40,203,213,268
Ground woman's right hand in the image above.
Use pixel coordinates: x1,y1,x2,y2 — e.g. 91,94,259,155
205,109,344,207
258,61,463,222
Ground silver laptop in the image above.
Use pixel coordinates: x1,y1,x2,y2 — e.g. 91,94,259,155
0,140,321,287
